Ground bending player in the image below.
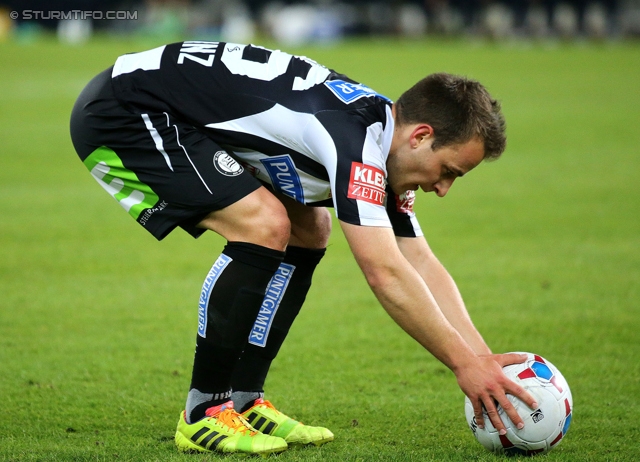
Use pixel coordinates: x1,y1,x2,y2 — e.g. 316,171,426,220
70,41,537,455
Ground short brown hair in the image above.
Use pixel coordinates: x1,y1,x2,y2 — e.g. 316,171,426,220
395,73,506,159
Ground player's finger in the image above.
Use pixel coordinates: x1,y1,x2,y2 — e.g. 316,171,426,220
472,400,485,429
505,380,539,411
495,393,525,430
482,398,507,435
493,352,528,367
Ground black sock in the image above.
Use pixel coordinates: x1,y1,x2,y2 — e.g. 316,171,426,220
231,246,326,394
186,242,284,423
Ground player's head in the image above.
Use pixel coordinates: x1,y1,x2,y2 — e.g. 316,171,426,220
395,73,506,159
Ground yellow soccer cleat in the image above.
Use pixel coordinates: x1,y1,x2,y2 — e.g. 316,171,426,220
242,398,334,446
175,401,288,455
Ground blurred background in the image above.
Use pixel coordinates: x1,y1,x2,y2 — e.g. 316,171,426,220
2,0,639,46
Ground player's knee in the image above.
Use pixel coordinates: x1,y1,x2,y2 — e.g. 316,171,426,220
255,203,291,250
289,207,332,249
311,208,332,247
241,189,291,250
316,208,332,247
196,187,290,250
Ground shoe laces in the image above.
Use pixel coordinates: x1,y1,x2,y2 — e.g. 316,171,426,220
217,409,257,435
206,401,257,435
254,398,278,412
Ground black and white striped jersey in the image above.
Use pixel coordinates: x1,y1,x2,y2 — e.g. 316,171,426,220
110,41,422,237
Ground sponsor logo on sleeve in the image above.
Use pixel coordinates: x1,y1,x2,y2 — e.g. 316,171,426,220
213,151,244,176
248,263,295,347
395,190,416,214
260,155,305,202
347,162,386,206
324,79,391,104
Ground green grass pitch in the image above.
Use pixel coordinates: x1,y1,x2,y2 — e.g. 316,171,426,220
0,36,639,461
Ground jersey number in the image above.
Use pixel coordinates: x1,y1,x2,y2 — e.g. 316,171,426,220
220,43,330,91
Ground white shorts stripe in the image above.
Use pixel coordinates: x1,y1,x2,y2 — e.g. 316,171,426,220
171,123,213,194
141,113,173,171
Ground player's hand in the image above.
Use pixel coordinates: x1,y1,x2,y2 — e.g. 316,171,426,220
454,353,538,436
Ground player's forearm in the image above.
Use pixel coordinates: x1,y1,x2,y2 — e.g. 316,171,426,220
367,262,479,370
423,263,491,356
340,223,478,371
397,237,492,356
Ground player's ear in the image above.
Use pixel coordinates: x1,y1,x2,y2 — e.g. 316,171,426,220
409,124,434,148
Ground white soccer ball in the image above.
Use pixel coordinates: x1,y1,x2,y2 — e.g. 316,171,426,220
464,352,573,456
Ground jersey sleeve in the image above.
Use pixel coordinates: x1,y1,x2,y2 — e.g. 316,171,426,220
314,103,395,228
385,187,424,237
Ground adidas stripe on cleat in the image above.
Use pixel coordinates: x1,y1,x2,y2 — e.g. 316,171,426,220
175,401,288,455
242,398,334,446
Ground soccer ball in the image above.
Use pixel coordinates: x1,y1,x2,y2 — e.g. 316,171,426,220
464,352,573,456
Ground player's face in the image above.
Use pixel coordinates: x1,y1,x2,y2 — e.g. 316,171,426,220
388,136,485,197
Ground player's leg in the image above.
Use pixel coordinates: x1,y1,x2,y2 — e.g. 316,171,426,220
184,190,290,423
195,190,290,249
230,194,334,445
70,70,288,454
176,190,291,455
231,195,330,398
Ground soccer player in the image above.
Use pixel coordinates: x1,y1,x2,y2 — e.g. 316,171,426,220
70,41,537,455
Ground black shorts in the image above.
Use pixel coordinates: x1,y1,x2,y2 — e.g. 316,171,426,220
70,67,262,240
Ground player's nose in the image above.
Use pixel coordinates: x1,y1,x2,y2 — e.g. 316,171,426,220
434,178,454,197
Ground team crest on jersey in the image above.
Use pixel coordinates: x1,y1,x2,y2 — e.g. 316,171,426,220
214,151,244,176
347,162,386,206
325,79,391,104
260,155,305,202
395,190,416,214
